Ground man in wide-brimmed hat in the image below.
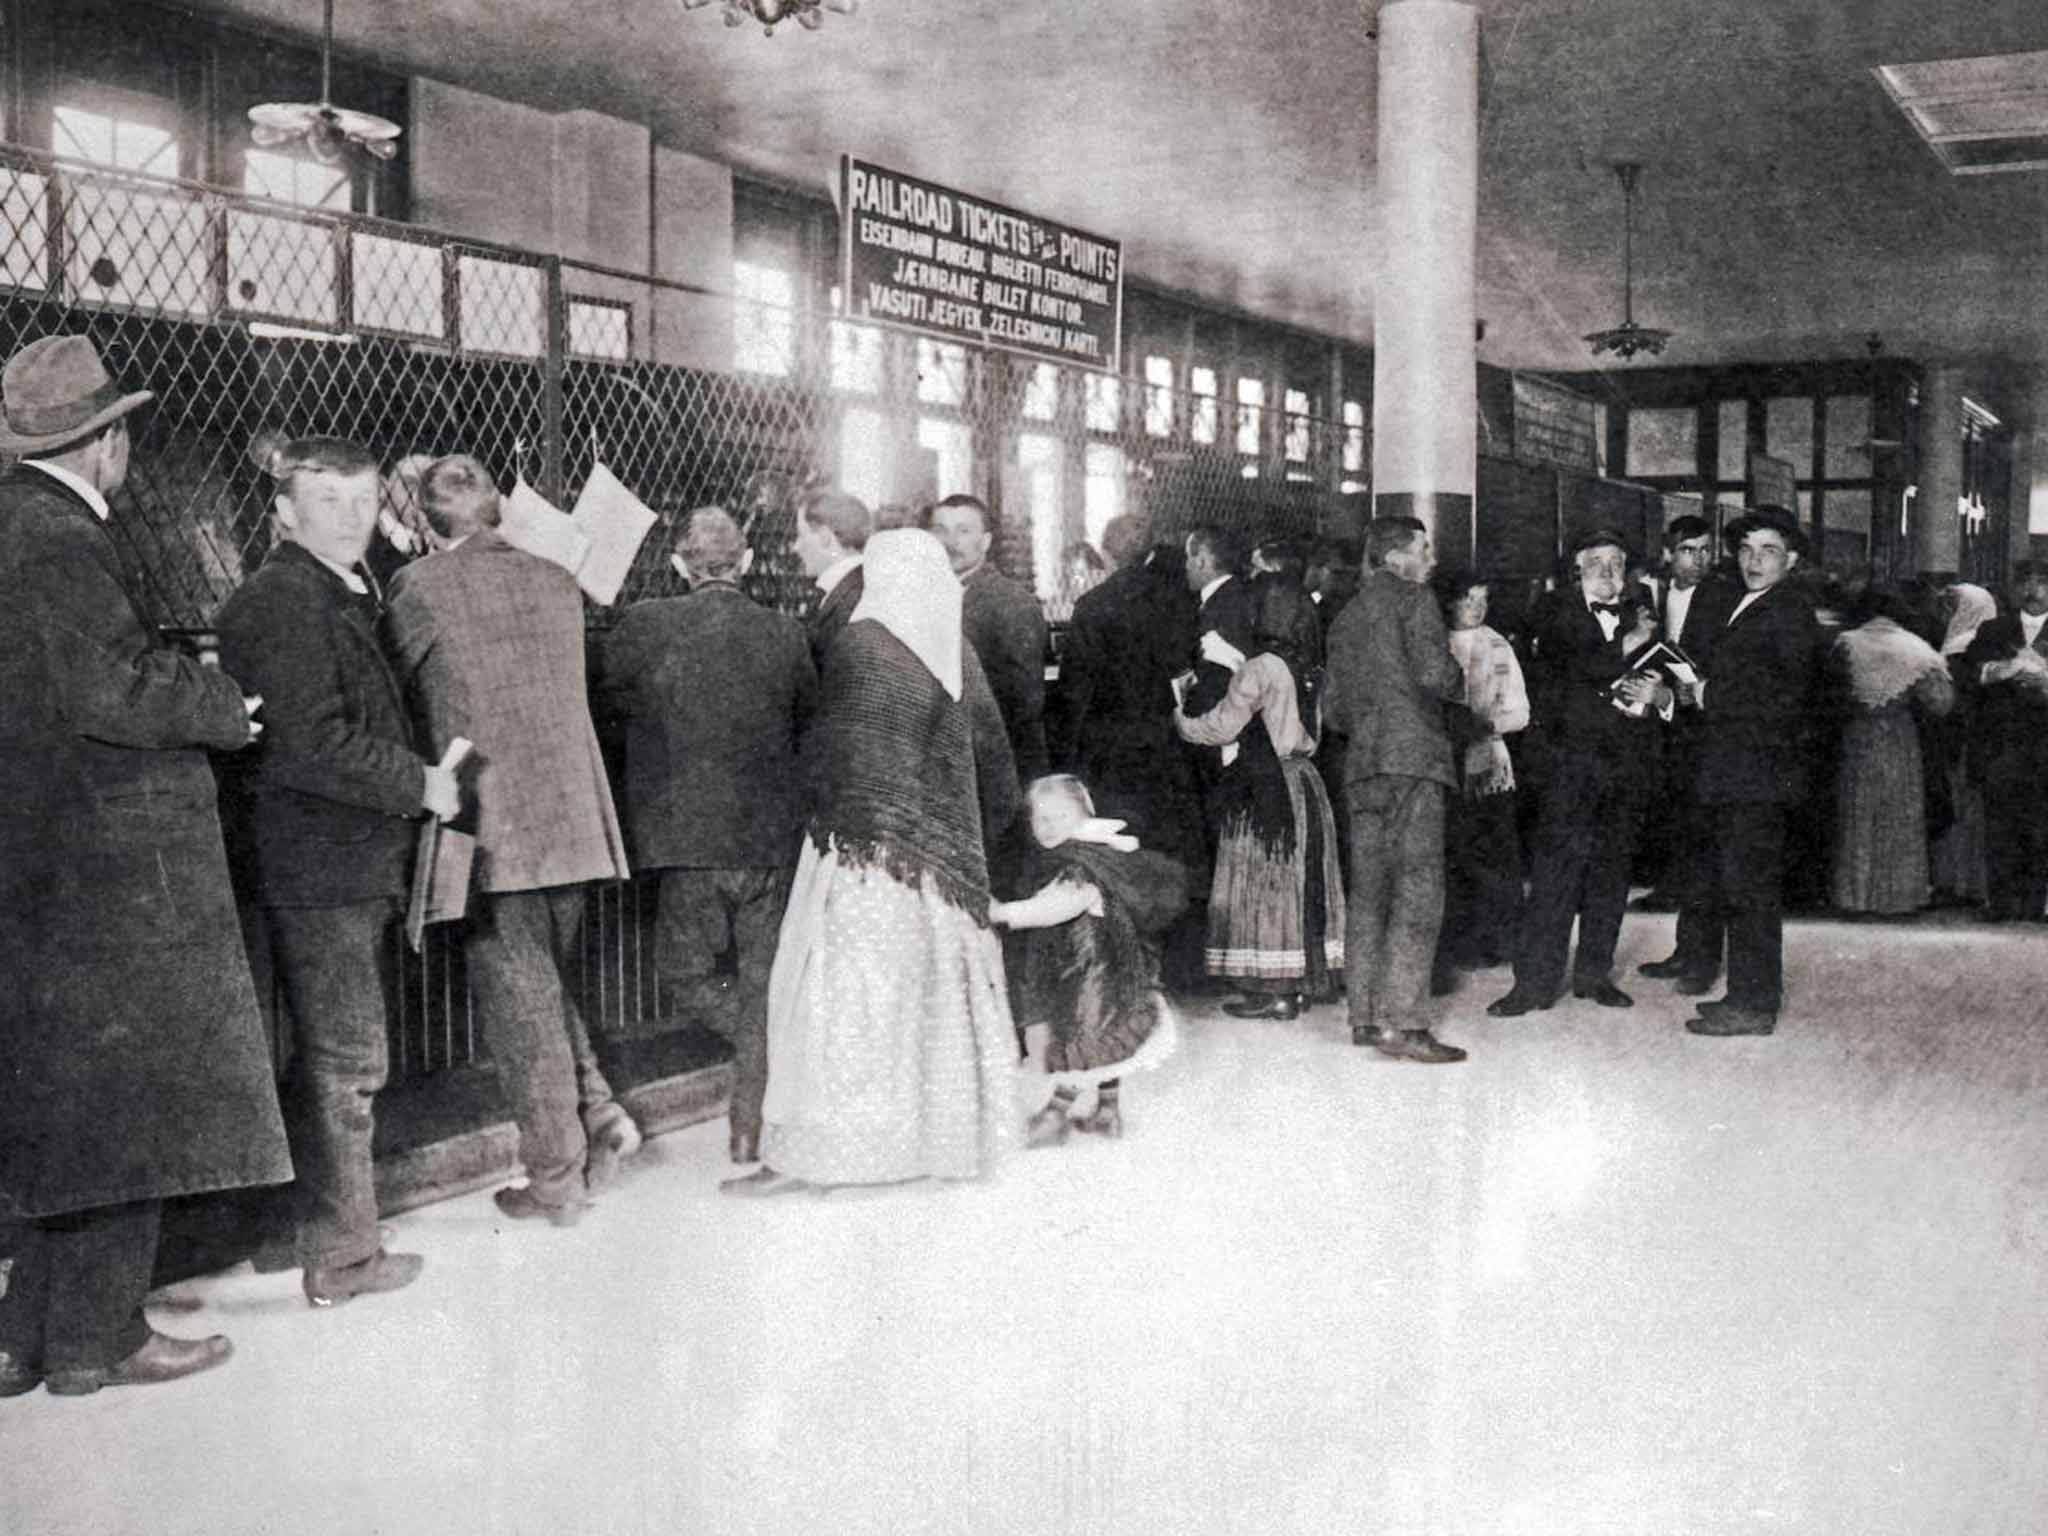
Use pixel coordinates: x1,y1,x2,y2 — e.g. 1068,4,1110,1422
1639,505,1823,1038
0,334,292,1397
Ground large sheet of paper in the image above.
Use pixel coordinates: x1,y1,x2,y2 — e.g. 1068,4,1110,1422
569,462,658,606
498,477,592,577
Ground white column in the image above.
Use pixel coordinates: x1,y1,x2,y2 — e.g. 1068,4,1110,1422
1372,0,1479,563
2013,369,2048,571
1916,365,1965,575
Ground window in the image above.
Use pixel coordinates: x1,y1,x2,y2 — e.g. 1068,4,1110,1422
1085,374,1122,434
1284,387,1313,465
1143,355,1174,438
53,105,178,177
915,338,968,407
568,298,632,362
244,150,349,211
1084,442,1124,544
1018,433,1064,603
1021,362,1059,422
1191,366,1219,445
1342,400,1367,474
1823,395,1873,479
1625,407,1697,479
829,321,883,394
1236,376,1265,459
1717,400,1749,482
733,261,797,377
1765,397,1815,477
916,416,974,500
839,405,890,508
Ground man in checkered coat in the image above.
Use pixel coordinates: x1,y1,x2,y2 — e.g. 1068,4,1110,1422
384,455,634,1226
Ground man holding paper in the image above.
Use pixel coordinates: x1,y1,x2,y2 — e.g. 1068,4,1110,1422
385,455,634,1225
216,436,453,1309
1490,529,1668,1019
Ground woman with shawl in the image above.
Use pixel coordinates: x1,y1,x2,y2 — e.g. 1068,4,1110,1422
1931,582,1998,907
726,529,1022,1196
1172,579,1345,1020
1432,571,1530,983
1830,584,1956,914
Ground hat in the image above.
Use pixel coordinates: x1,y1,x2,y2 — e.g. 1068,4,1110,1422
1723,507,1808,558
1568,526,1632,560
0,335,154,455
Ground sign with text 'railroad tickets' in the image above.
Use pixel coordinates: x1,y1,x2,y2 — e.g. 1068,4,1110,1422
839,156,1122,372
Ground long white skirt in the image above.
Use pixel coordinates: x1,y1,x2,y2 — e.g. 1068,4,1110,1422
760,838,1020,1186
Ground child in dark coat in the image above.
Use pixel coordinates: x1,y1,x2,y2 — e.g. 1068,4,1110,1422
990,775,1187,1143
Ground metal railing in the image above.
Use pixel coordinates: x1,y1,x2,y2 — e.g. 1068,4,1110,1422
0,141,1360,1082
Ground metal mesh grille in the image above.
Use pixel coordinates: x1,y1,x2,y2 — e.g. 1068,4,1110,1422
1,144,1361,1083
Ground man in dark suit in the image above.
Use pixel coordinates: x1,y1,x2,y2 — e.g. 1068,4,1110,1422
1960,560,2048,921
1656,510,1823,1038
1048,517,1204,858
385,455,633,1225
1182,523,1260,718
1490,530,1668,1018
0,336,291,1396
1633,514,1720,909
795,488,872,670
217,436,453,1309
595,507,818,1167
931,493,1050,783
1325,516,1468,1064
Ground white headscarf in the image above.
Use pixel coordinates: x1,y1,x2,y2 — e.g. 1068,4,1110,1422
1942,584,1998,656
852,528,964,699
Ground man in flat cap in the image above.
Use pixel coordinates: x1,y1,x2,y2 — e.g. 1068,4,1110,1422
216,436,455,1309
0,335,291,1396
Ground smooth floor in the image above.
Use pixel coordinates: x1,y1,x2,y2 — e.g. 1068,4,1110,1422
5,911,2044,1536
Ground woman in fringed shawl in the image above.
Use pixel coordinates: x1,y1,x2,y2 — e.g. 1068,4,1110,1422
1433,571,1531,983
726,529,1022,1196
994,774,1188,1145
1931,583,1999,907
1830,585,1956,915
1172,579,1345,1020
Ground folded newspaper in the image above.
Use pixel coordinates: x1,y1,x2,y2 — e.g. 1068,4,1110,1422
495,465,657,605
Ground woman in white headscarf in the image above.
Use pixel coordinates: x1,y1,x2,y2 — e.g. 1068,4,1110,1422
727,528,1022,1195
1931,582,1999,906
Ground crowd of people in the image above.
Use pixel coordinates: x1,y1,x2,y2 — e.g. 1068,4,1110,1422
6,331,2045,1402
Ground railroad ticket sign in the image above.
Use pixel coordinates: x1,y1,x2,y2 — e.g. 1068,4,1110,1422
839,156,1122,372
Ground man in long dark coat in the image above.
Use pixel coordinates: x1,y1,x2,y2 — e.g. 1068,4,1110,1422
0,335,291,1397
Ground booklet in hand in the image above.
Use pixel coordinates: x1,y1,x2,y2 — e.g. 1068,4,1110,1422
1605,638,1699,716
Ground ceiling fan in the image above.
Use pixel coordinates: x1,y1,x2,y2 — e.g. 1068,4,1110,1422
247,0,400,163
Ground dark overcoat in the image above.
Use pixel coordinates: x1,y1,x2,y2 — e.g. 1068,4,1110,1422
962,563,1050,783
1691,580,1824,805
0,466,292,1220
594,579,818,871
214,541,426,908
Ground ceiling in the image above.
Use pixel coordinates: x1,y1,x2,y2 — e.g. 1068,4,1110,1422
193,0,2048,407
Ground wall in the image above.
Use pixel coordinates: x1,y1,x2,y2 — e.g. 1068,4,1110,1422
408,78,733,373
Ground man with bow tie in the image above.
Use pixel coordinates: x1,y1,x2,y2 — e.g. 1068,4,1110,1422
1489,528,1668,1018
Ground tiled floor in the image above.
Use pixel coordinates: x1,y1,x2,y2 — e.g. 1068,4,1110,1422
5,912,2045,1535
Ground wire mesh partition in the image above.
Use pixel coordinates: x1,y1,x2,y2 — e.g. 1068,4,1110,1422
0,141,1362,1086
